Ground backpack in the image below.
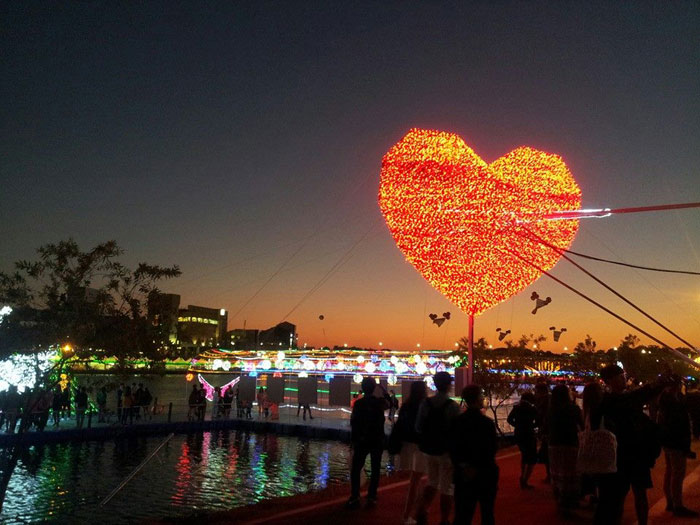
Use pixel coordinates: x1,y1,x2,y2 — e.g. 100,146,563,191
418,397,456,456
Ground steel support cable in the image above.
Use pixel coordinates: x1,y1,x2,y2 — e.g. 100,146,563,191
561,249,700,275
518,228,698,351
204,240,367,302
229,242,307,321
279,223,377,322
172,167,377,291
544,201,700,220
532,230,700,275
502,247,700,370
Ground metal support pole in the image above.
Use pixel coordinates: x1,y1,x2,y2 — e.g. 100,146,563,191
467,314,474,385
167,402,172,423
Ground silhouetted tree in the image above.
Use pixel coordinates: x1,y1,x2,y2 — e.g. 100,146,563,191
0,239,181,363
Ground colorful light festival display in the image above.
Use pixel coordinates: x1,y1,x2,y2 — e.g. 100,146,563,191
188,347,456,381
378,128,582,316
183,347,592,383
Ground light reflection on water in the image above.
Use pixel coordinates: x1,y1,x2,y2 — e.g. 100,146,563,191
2,431,363,524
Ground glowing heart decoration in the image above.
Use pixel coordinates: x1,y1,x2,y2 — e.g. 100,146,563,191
379,128,581,316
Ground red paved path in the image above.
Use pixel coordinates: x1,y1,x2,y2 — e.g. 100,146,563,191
200,442,700,525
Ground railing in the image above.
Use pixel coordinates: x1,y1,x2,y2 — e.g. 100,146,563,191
1,396,518,435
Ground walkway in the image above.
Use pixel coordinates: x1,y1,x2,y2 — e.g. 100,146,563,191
193,443,700,525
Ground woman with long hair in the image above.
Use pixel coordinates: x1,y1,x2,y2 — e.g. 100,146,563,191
548,384,583,515
396,381,428,524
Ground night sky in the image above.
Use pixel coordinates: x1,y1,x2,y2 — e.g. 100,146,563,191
2,1,698,352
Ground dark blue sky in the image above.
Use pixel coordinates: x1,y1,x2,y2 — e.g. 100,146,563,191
2,1,698,350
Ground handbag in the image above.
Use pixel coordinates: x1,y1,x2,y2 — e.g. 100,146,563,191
577,415,617,475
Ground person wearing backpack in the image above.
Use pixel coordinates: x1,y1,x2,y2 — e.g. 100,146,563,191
450,385,499,525
594,364,672,525
414,371,460,525
347,377,390,509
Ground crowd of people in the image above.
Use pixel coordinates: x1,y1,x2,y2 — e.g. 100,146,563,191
347,367,699,525
0,381,158,432
186,384,280,421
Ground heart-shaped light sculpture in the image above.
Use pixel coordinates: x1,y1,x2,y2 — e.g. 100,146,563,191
379,128,581,316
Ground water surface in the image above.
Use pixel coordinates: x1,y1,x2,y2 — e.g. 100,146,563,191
2,431,359,523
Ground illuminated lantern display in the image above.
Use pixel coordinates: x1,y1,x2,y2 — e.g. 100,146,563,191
378,128,581,316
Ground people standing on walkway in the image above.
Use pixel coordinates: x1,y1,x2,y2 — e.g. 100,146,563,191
223,386,234,418
297,401,313,420
61,383,72,420
450,385,499,525
534,382,551,483
213,386,222,419
197,385,206,421
581,381,604,505
389,389,399,423
134,383,145,420
547,384,583,516
414,371,460,525
96,386,107,423
258,387,265,417
122,386,134,425
75,386,88,429
507,391,538,490
351,392,361,409
658,376,698,517
262,388,270,418
3,385,21,433
235,387,242,418
35,388,52,431
52,386,62,427
347,377,390,509
188,384,198,421
143,386,153,420
593,364,669,525
394,380,428,524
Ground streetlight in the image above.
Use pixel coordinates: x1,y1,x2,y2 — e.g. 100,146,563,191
61,344,75,358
